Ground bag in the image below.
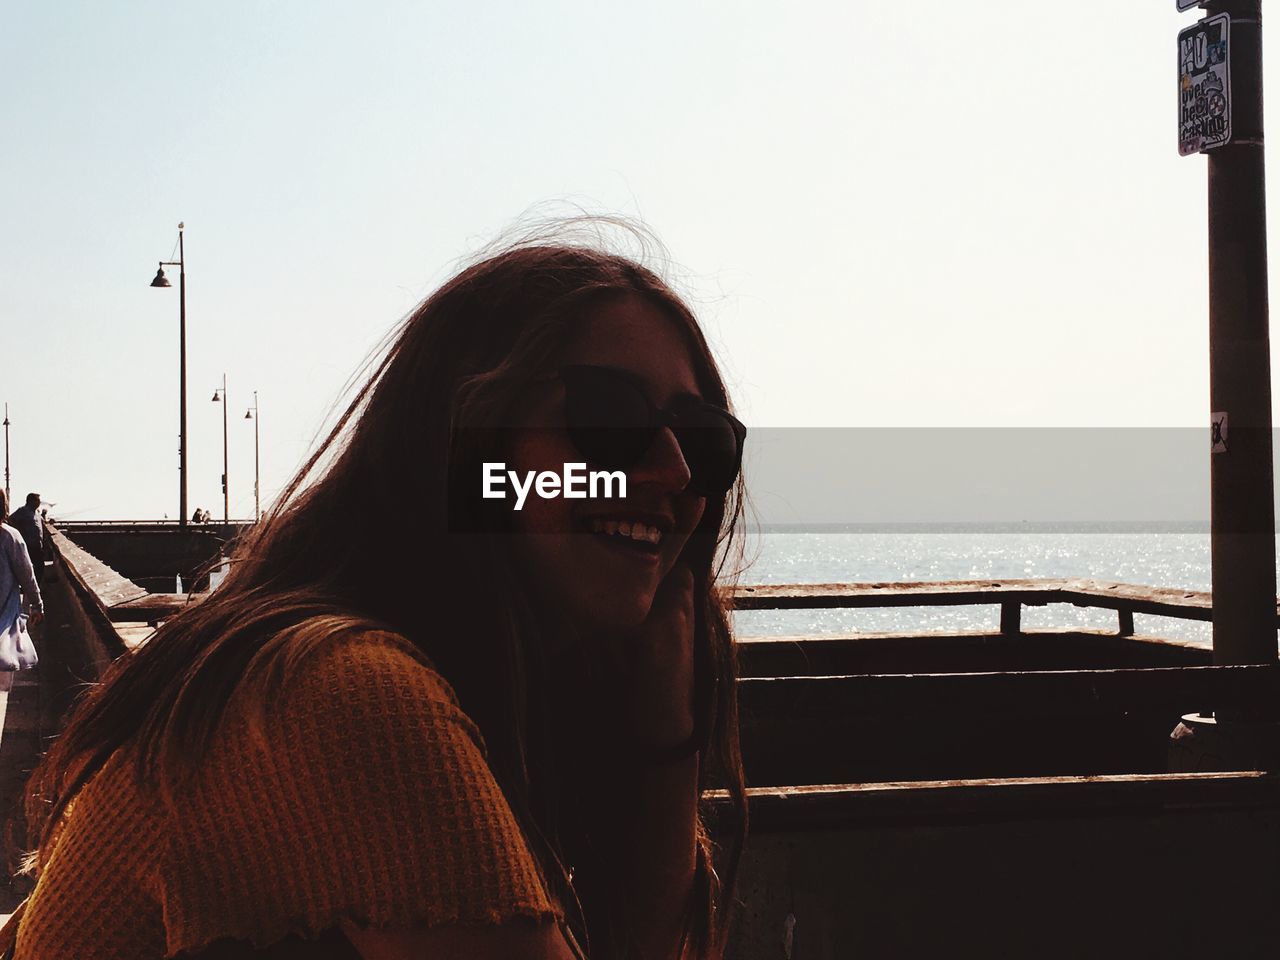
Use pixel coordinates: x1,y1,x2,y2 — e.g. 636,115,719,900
0,582,36,673
0,615,37,672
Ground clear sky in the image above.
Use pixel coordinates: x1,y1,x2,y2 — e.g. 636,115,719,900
0,3,1269,520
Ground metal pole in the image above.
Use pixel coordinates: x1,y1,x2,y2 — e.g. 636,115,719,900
1205,0,1276,684
221,373,229,524
178,224,188,529
2,403,9,505
253,391,260,521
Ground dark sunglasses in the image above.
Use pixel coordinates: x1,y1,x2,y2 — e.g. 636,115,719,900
557,364,746,497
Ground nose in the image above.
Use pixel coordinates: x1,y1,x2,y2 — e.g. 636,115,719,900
630,426,695,493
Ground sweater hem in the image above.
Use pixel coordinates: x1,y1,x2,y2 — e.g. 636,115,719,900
165,901,566,957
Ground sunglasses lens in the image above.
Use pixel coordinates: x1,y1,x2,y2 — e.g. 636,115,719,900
562,369,655,470
561,366,744,496
673,407,744,496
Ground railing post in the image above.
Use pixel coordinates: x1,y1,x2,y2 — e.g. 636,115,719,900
1118,609,1135,637
1000,600,1021,637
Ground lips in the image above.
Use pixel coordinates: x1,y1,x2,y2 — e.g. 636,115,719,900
581,506,673,531
587,517,664,545
578,510,674,558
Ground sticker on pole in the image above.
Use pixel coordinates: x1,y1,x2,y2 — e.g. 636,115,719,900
1178,14,1231,155
1211,412,1228,453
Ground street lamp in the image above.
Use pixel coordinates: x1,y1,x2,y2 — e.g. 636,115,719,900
211,374,230,524
150,222,188,528
3,403,9,504
244,391,260,521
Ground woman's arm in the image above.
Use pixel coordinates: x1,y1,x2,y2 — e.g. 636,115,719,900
596,753,701,960
590,565,702,960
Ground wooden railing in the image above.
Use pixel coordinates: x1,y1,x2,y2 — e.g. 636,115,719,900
95,576,1269,640
726,578,1275,636
52,520,255,528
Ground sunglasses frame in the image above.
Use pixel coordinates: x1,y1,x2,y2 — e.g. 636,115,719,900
555,364,746,497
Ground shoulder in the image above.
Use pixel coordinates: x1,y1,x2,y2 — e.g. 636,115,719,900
159,623,561,954
302,627,454,697
249,625,483,757
280,626,460,708
0,524,22,550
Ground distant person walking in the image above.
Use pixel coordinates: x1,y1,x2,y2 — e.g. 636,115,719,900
7,493,46,585
0,490,44,637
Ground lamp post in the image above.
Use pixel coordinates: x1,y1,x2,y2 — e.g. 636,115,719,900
3,403,9,505
211,374,229,524
150,222,187,528
244,391,260,521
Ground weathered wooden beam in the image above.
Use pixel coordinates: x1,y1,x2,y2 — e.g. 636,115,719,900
45,528,133,660
737,664,1280,720
109,592,204,622
1065,579,1216,621
109,578,1255,626
727,578,1246,624
49,528,149,609
729,578,1075,610
703,772,1280,832
734,630,1210,678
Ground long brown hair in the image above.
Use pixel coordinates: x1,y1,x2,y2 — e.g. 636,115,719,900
25,235,749,958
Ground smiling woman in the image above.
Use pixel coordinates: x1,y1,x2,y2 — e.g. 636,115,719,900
7,227,749,960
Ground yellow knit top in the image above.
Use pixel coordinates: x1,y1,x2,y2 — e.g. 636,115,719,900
12,629,565,958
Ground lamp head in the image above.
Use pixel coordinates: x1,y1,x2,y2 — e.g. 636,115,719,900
150,266,171,288
211,390,222,402
244,409,253,419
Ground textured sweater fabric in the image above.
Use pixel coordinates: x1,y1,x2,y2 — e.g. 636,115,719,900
13,629,563,958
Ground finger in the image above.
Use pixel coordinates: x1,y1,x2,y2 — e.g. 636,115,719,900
632,564,695,667
647,563,695,621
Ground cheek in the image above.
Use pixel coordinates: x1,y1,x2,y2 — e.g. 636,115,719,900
511,485,573,535
506,430,580,535
505,431,587,600
670,497,708,556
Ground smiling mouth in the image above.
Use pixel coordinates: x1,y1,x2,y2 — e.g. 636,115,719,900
582,516,666,558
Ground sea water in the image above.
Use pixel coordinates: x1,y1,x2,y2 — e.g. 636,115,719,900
730,525,1267,646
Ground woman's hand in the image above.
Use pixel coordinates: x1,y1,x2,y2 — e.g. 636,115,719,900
613,563,696,750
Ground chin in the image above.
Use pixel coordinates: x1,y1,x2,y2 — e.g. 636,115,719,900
574,586,654,633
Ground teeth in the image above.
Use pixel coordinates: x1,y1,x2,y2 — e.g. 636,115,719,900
588,519,664,544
